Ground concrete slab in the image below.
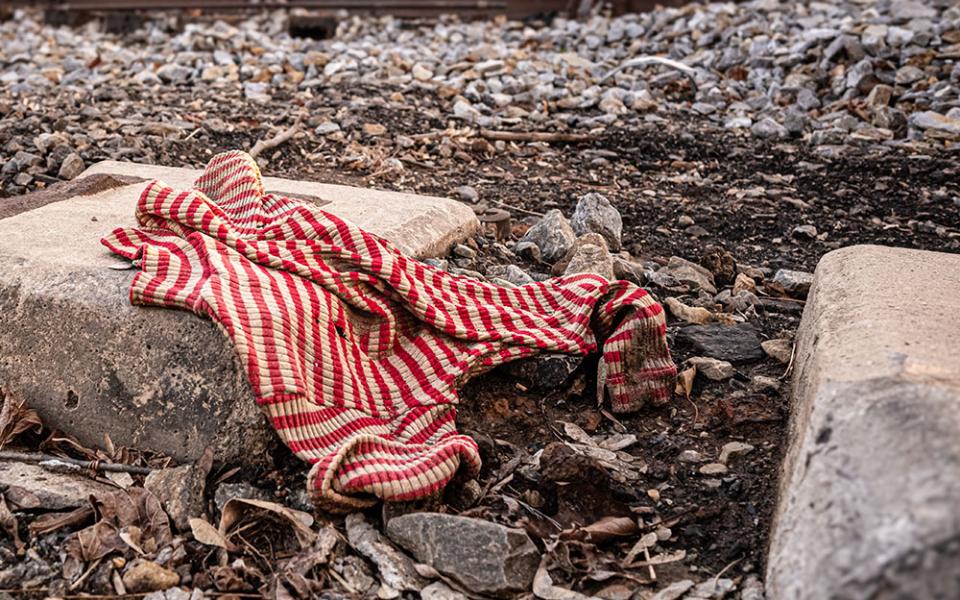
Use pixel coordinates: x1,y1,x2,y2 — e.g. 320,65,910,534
0,161,478,467
766,245,960,599
81,160,479,258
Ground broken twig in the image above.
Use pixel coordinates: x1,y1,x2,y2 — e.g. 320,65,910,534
479,129,599,144
249,118,302,159
0,451,153,475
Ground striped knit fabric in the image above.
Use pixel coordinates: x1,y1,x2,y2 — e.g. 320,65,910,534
102,151,676,510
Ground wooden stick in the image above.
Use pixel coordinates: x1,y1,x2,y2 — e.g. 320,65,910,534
479,129,598,144
0,451,153,475
489,198,543,218
249,118,302,159
643,545,657,582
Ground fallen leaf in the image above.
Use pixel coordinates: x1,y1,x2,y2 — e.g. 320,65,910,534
63,487,173,573
626,549,686,568
0,494,23,555
0,393,42,450
272,525,340,598
623,532,658,565
211,561,260,592
3,484,41,510
533,557,602,600
29,506,95,536
65,520,127,565
220,498,315,549
675,367,696,399
119,526,146,555
598,434,637,452
190,517,230,549
581,516,638,542
106,471,135,489
560,421,595,446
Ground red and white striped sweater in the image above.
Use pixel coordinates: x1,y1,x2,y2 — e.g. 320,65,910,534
102,151,676,510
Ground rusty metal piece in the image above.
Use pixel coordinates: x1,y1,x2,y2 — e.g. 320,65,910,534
477,207,511,243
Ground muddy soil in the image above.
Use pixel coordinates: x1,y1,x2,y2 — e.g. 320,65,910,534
257,103,958,587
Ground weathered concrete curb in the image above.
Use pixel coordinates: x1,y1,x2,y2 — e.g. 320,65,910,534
0,162,477,466
766,245,960,599
81,160,479,258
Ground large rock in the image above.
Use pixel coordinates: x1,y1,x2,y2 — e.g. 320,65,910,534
651,256,717,295
559,233,614,279
0,461,116,510
675,323,763,363
346,513,427,594
909,111,960,139
766,245,960,600
386,513,540,597
519,209,575,264
570,193,622,252
144,459,210,532
0,162,478,466
772,268,814,298
505,353,582,390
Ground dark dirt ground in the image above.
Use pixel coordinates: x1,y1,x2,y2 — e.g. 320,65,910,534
2,81,960,597
193,97,959,589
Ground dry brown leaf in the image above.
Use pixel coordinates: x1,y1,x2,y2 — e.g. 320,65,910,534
580,516,638,542
4,484,41,510
598,434,637,452
190,517,230,549
106,471,135,489
623,532,658,565
39,430,99,460
29,505,95,536
220,498,316,549
626,549,686,568
272,525,340,599
66,520,127,565
63,487,173,573
675,367,696,399
533,557,602,600
211,562,261,593
0,393,42,450
560,421,595,446
0,494,24,555
561,516,638,543
119,526,145,555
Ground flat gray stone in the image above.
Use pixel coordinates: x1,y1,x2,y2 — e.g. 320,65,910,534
767,245,960,600
909,111,960,138
675,322,763,363
144,461,208,532
0,162,478,466
346,513,427,594
560,233,614,279
0,461,115,510
518,209,575,264
570,192,622,252
386,512,540,597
